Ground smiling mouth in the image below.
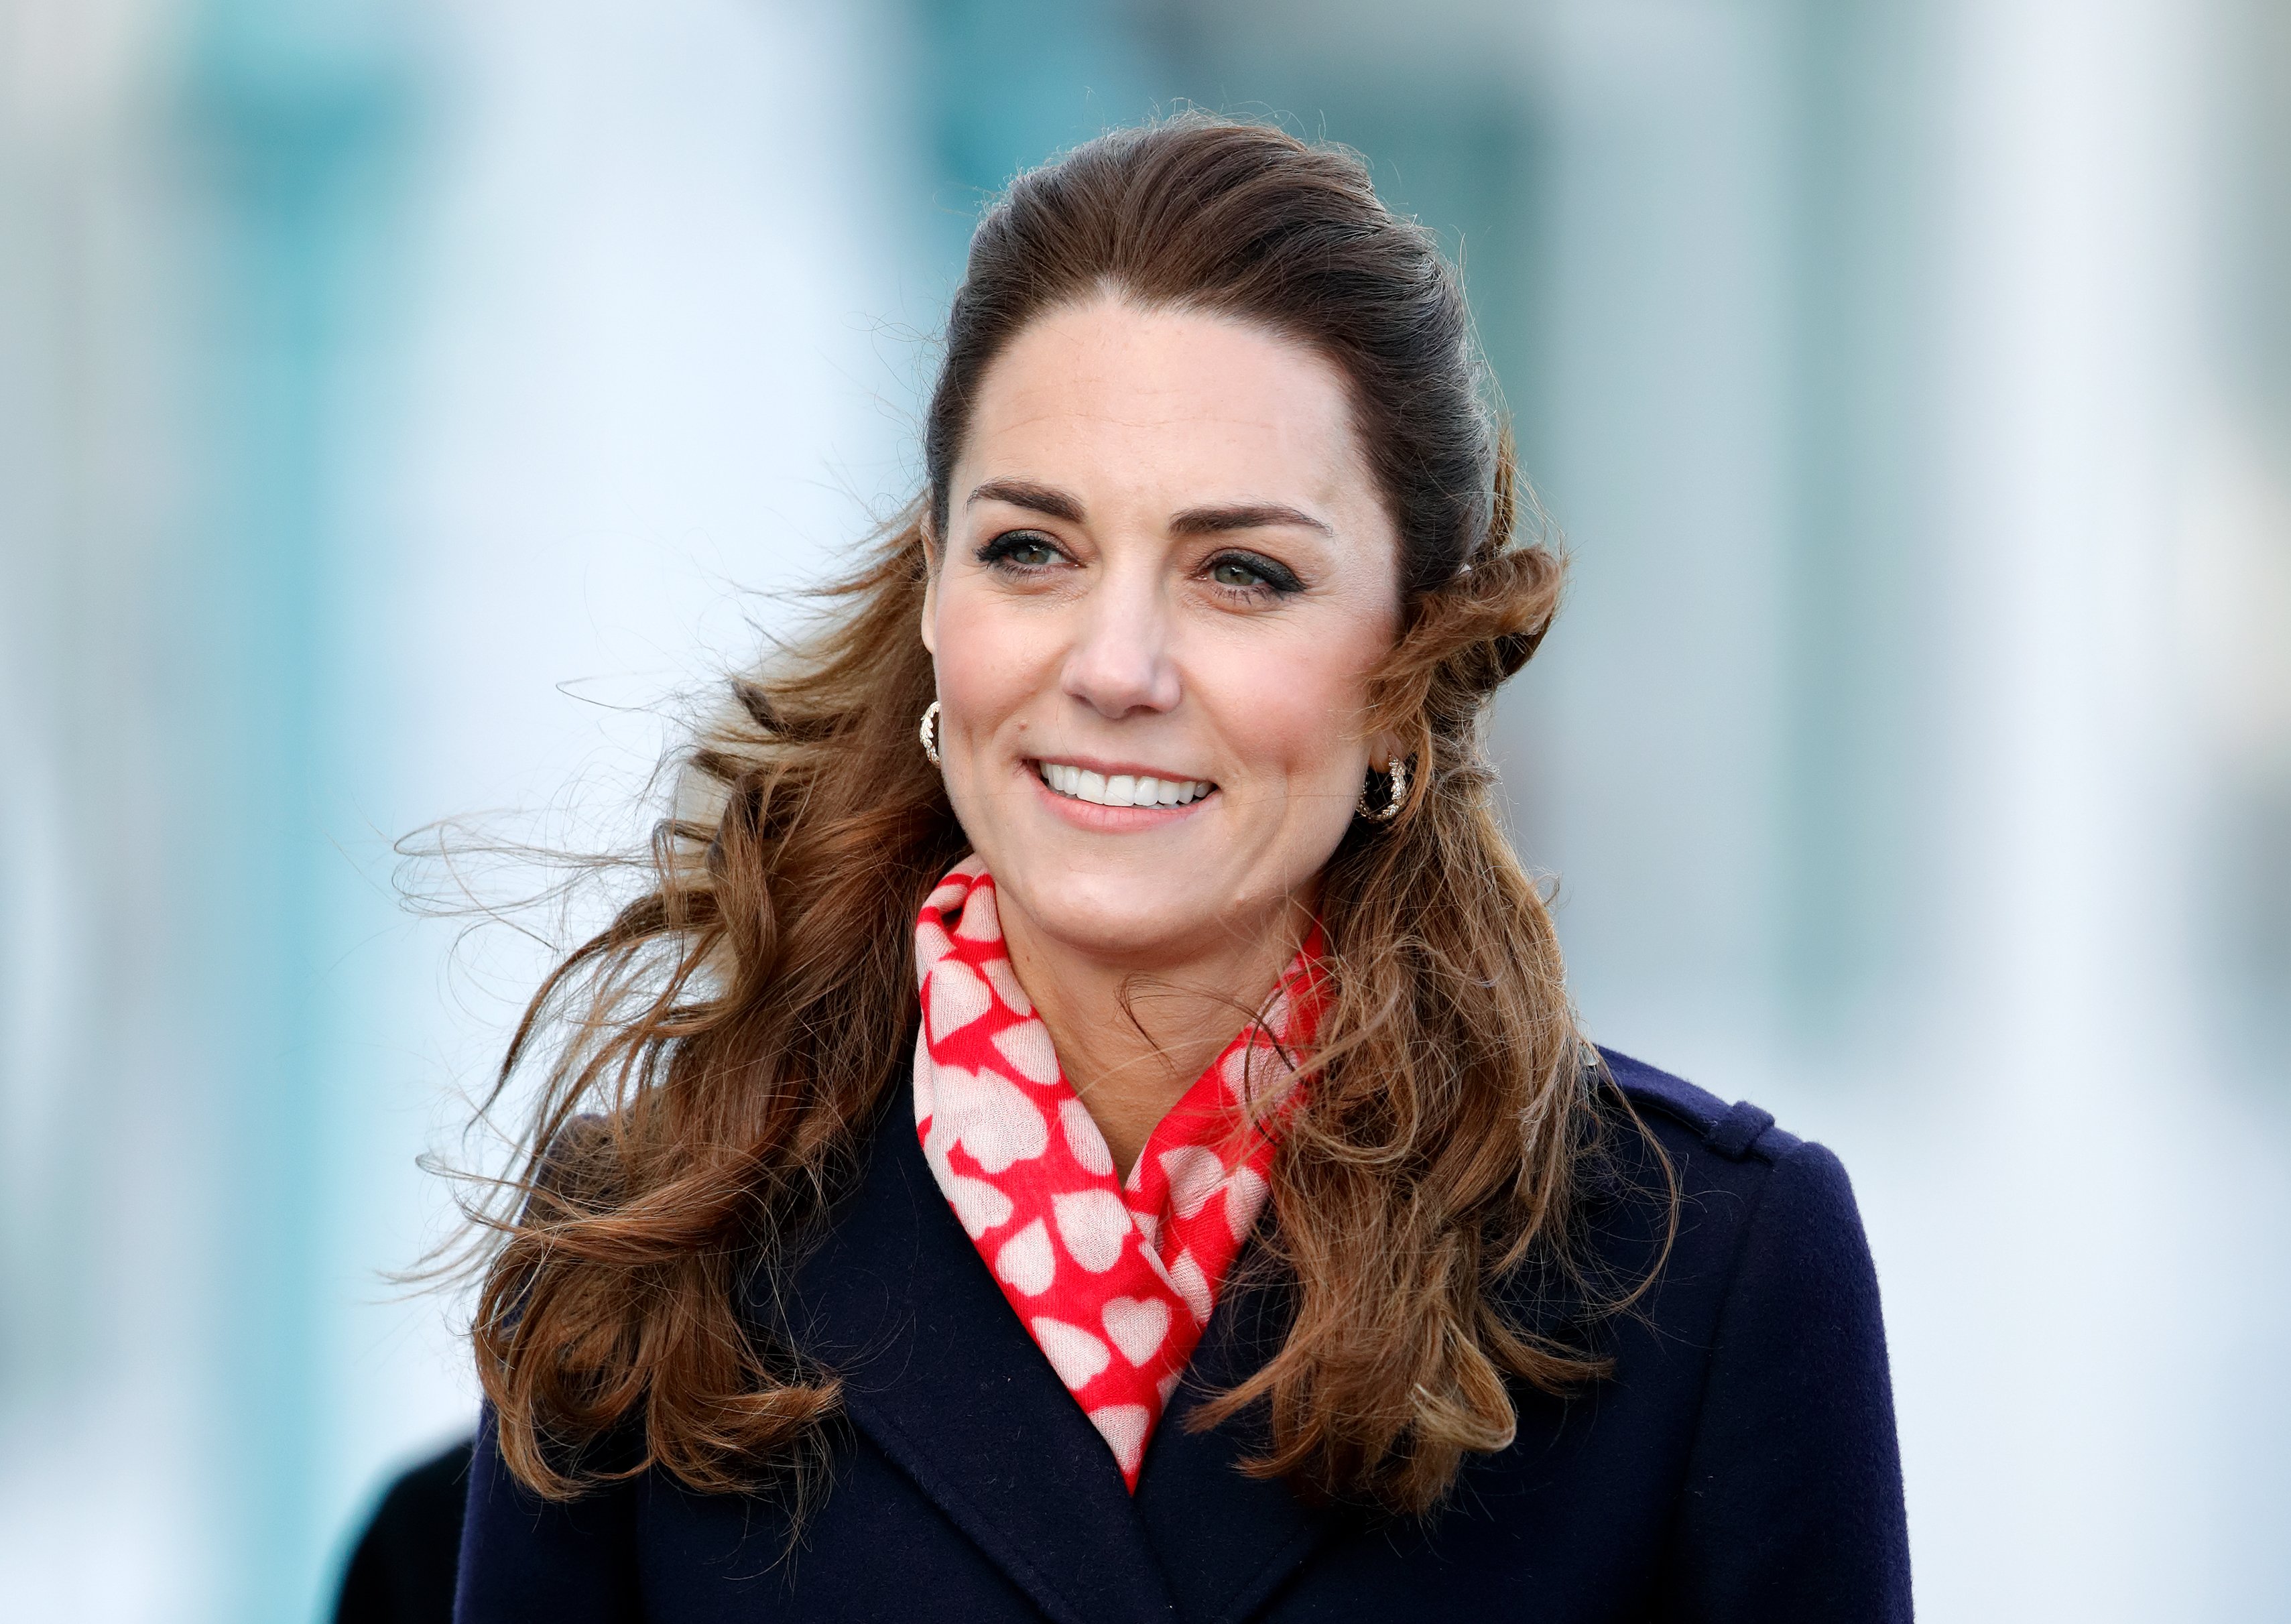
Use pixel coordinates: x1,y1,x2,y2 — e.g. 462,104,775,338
1034,761,1217,809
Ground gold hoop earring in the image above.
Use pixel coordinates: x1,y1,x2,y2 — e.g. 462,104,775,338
1358,755,1408,822
919,700,942,767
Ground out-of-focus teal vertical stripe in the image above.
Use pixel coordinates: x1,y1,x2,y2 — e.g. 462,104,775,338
910,0,1156,277
176,4,411,1618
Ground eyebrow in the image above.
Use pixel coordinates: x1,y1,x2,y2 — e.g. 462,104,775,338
966,479,1333,540
1167,501,1333,539
965,479,1085,523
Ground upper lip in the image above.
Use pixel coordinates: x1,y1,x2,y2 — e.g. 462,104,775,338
1028,754,1216,784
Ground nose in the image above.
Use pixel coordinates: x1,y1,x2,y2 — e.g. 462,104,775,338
1060,571,1180,719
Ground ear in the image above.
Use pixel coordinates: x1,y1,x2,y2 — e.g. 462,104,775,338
919,513,941,657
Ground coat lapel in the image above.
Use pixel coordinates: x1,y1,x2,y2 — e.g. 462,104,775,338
1133,1265,1349,1624
782,1101,1182,1624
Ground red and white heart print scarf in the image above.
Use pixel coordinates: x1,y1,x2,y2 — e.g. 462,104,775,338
912,857,1323,1489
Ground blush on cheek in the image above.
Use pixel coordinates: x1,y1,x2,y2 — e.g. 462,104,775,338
1208,613,1377,764
1194,647,1373,861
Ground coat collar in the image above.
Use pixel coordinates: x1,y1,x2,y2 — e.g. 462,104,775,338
1136,1273,1349,1624
777,1098,1343,1624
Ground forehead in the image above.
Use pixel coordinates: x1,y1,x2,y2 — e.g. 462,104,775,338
956,297,1373,512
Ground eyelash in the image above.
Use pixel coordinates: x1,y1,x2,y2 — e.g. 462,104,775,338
973,531,1068,574
1202,550,1303,599
973,530,1305,600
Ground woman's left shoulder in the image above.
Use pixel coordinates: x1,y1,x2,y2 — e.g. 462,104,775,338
1580,1048,1910,1615
1581,1045,1887,1338
1596,1044,1867,1227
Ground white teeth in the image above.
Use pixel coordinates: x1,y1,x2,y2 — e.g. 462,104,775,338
1038,763,1213,808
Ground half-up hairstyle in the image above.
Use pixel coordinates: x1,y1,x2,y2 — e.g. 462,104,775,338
464,112,1666,1521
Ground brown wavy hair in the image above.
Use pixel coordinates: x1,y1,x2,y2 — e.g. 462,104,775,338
461,113,1664,1520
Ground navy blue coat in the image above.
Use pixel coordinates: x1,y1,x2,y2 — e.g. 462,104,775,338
455,1050,1910,1621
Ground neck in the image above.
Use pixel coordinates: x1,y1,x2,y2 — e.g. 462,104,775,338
997,896,1312,1181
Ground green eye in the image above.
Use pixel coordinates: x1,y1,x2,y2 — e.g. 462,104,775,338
1204,550,1303,595
978,532,1063,570
1212,558,1267,589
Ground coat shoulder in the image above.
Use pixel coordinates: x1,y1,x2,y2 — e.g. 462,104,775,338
1596,1044,1805,1168
1577,1045,1871,1324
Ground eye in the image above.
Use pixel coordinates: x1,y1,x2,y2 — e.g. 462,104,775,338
1211,558,1267,589
1203,550,1304,597
976,530,1065,570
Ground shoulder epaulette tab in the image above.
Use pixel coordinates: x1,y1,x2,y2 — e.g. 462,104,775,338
1706,1100,1776,1160
1595,1046,1792,1162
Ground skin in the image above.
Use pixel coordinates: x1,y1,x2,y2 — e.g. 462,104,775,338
920,295,1402,1178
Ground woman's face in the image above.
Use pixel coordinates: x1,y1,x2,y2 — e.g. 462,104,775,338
922,296,1402,966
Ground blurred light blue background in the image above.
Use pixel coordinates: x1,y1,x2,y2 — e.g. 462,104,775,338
4,1,2288,1619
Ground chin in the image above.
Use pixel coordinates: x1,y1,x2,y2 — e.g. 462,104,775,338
1005,867,1230,964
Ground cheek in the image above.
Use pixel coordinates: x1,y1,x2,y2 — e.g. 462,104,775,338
1202,626,1379,801
931,584,1051,747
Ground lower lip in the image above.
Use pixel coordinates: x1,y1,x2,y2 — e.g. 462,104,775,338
1026,765,1216,831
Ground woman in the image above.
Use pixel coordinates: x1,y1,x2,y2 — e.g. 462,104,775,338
454,115,1909,1622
